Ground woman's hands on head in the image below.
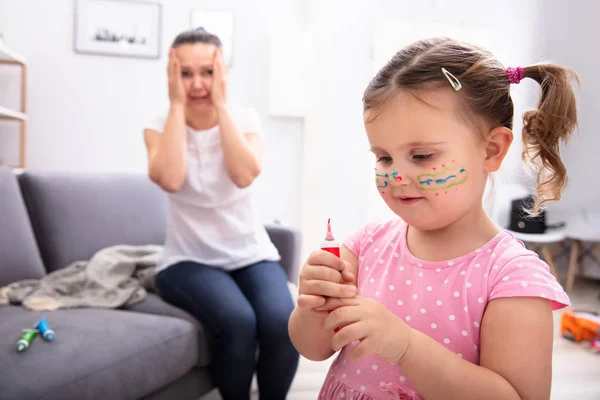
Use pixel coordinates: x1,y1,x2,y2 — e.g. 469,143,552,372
168,48,186,107
211,48,228,109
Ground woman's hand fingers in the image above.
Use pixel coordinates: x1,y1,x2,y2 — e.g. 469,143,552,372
167,49,174,76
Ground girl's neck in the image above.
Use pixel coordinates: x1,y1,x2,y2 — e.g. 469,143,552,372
406,204,501,262
185,107,219,131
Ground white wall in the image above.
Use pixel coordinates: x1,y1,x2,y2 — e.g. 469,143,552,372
535,0,600,222
298,0,550,257
298,0,374,256
0,0,303,227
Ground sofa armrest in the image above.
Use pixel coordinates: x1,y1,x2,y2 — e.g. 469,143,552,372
265,224,302,284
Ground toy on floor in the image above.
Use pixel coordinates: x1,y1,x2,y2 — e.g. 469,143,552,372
590,338,600,353
560,309,600,343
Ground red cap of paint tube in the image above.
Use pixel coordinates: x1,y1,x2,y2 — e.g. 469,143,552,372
321,218,340,258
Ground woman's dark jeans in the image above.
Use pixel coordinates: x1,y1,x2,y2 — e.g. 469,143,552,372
156,260,299,400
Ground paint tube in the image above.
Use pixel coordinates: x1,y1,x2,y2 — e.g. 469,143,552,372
321,218,341,333
35,317,55,341
17,329,38,352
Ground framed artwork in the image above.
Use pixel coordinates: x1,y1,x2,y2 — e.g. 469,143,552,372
74,0,162,59
190,9,234,66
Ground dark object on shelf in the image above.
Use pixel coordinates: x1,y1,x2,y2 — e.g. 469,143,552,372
509,195,547,234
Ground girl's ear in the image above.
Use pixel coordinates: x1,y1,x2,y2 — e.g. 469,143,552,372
483,126,513,173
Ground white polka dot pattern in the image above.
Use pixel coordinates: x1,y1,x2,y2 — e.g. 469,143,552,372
318,218,570,398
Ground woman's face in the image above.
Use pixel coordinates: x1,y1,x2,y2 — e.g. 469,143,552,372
175,43,218,111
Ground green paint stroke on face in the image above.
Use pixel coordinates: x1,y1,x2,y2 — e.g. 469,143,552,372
417,166,468,191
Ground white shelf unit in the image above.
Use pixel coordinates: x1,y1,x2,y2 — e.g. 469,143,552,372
0,44,27,168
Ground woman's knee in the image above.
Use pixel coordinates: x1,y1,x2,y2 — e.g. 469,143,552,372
218,303,258,340
258,298,295,344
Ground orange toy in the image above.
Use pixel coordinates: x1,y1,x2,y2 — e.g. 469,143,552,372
560,309,600,342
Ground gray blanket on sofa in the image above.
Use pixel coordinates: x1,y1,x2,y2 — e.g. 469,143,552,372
0,245,162,311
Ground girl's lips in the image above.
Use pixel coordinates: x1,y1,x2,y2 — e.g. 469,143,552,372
395,196,424,205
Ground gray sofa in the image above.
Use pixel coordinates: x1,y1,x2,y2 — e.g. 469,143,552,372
0,165,302,400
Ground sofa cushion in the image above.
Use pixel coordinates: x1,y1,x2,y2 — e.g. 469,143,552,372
18,171,168,272
0,307,198,400
124,293,212,367
0,166,46,287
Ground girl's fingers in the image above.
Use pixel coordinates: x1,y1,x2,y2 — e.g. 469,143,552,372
331,321,366,352
300,264,343,285
303,279,357,299
297,294,326,310
324,303,361,333
314,296,345,312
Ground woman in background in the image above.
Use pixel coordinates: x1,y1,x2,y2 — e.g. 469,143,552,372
143,29,299,400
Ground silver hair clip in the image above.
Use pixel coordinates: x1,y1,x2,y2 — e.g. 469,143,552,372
441,68,462,91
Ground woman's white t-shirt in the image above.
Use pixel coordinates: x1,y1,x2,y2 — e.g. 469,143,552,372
146,107,281,272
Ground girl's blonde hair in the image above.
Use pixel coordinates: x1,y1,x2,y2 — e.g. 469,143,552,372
363,37,579,215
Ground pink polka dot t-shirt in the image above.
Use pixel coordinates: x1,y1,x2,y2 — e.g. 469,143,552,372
319,218,569,400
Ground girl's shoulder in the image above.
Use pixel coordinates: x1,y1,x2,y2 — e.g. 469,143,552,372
344,218,406,256
484,231,571,310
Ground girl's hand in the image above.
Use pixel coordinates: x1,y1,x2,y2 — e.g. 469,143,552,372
167,49,186,107
324,296,412,364
297,250,357,311
211,48,228,109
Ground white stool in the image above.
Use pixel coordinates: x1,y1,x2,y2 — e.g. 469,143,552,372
565,211,600,293
509,228,568,285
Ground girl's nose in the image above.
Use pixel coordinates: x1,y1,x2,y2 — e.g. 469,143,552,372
389,169,412,186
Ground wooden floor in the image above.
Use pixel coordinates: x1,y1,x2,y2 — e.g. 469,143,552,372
202,279,600,400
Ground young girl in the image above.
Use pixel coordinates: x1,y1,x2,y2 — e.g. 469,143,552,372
289,37,578,400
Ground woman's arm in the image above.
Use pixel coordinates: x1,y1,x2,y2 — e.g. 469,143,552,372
399,297,553,400
210,49,261,188
144,104,187,193
144,49,187,193
217,105,262,188
289,246,359,361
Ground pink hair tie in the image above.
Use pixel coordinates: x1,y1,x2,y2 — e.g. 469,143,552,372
506,66,525,84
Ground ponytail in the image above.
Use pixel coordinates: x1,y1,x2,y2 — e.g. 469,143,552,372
520,64,580,214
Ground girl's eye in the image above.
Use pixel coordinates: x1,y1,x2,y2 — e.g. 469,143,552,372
413,154,434,161
377,156,392,163
182,71,191,78
203,70,214,76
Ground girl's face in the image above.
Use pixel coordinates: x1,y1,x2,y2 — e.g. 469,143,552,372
175,43,218,111
365,89,493,231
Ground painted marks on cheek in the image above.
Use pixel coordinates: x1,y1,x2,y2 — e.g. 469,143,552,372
375,172,389,192
391,170,403,182
417,165,468,192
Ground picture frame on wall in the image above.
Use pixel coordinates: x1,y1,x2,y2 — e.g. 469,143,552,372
74,0,161,59
190,9,234,66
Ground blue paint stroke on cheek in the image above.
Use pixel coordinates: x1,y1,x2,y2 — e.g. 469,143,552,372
434,174,456,184
460,168,466,173
375,173,389,190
